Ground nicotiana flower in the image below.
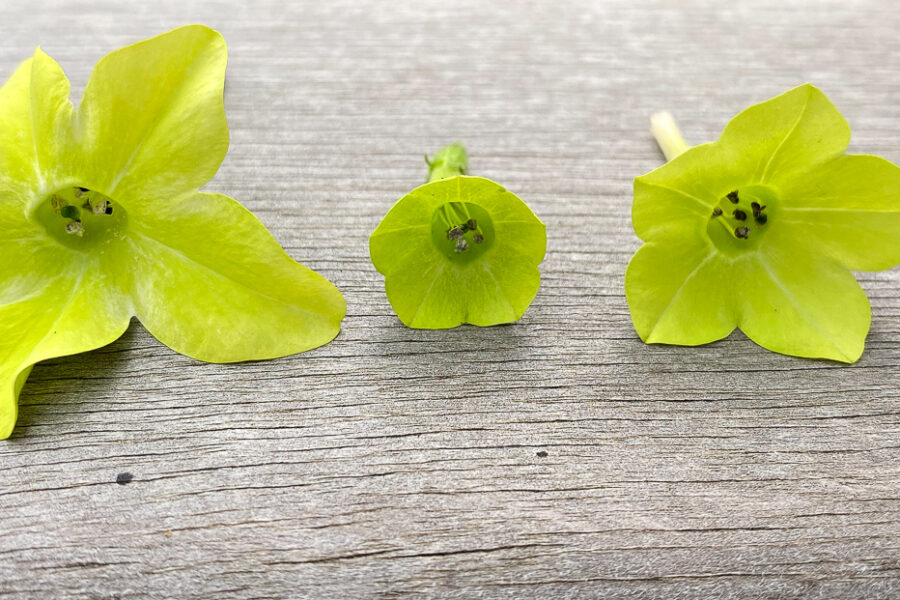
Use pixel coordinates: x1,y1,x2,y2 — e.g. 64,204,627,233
369,143,546,328
0,25,345,438
626,84,900,363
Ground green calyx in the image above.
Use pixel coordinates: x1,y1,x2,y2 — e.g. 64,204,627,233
425,142,468,182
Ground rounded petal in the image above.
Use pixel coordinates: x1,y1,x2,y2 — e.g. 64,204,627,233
126,192,345,362
383,244,541,329
718,84,849,186
0,48,75,205
76,25,228,202
625,233,737,345
736,236,870,363
370,176,545,328
777,154,900,271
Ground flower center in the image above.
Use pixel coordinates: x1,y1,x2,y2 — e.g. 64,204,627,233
34,186,127,250
430,202,494,263
706,184,778,253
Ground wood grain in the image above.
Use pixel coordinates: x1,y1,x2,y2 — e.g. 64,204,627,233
2,0,900,598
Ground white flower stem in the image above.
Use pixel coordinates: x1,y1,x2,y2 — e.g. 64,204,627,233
650,111,690,162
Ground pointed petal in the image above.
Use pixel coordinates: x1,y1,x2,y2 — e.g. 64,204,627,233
737,237,870,363
633,143,746,241
718,84,849,186
76,25,228,202
0,249,133,439
125,192,345,362
0,48,75,204
625,234,737,345
777,154,900,270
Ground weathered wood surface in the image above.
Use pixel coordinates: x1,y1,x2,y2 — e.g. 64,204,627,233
2,1,900,598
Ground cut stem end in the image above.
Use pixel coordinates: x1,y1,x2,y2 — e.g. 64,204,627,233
650,111,690,162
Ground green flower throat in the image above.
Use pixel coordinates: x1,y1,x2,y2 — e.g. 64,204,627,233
34,186,125,250
706,184,778,252
431,201,494,262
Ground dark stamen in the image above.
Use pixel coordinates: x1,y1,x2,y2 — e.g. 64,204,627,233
755,214,767,225
712,207,722,217
447,226,463,240
473,233,484,244
735,226,750,239
733,209,747,221
727,191,739,204
751,202,761,217
106,205,113,215
466,219,477,231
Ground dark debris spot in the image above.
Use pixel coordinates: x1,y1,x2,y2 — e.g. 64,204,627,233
536,451,548,458
116,472,134,485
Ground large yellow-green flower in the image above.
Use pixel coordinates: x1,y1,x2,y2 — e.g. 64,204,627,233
626,85,900,362
0,26,345,438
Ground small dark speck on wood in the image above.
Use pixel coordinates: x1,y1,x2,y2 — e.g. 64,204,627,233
116,472,134,485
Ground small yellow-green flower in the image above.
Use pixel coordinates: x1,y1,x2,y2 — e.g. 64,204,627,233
370,143,546,328
0,26,345,438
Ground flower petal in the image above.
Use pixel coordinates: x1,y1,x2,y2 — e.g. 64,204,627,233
718,84,849,186
737,237,870,363
0,245,133,439
625,233,737,345
382,245,541,329
777,154,900,271
0,48,74,204
125,192,345,362
76,25,228,202
633,143,746,241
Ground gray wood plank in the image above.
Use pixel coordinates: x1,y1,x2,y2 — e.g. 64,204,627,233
2,0,900,598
